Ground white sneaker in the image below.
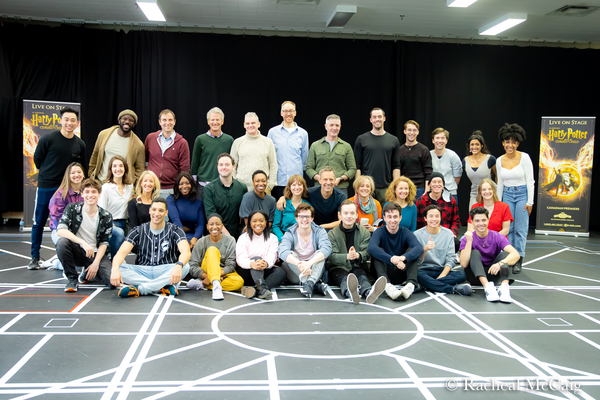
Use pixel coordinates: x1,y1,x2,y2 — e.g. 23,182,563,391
485,282,500,302
385,283,402,300
498,283,512,303
212,280,224,300
186,279,204,290
399,282,415,300
346,273,360,305
40,255,57,269
366,276,387,304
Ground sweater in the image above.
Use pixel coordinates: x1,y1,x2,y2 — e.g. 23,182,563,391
414,226,458,270
368,225,424,265
230,132,278,190
166,194,205,240
89,126,145,184
431,149,463,195
327,223,371,272
33,130,87,188
190,132,234,183
236,232,279,269
145,131,190,189
398,142,433,189
189,234,237,277
279,222,332,261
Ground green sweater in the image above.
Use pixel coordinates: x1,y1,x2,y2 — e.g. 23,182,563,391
191,132,234,183
306,137,356,188
327,223,371,272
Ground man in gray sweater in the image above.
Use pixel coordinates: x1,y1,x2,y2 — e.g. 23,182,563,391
414,205,471,295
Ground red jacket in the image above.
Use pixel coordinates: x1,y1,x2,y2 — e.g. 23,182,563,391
145,131,190,189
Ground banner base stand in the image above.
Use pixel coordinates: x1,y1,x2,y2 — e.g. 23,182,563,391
535,229,589,238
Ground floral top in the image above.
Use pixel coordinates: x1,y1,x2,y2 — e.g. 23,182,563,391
56,202,113,248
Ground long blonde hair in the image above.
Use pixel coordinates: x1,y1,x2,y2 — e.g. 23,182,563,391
476,178,499,204
57,163,85,200
132,170,161,202
385,176,417,206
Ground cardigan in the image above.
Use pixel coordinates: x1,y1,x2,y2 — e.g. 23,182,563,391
88,126,145,184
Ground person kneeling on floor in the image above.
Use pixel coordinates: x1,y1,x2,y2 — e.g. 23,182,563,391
415,205,471,296
279,203,332,299
327,200,386,304
57,178,113,292
368,202,424,300
187,213,244,300
459,207,519,303
110,198,191,297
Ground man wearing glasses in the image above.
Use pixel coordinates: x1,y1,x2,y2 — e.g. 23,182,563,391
267,101,309,200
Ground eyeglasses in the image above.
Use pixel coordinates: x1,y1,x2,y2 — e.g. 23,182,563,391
297,215,312,220
282,109,296,114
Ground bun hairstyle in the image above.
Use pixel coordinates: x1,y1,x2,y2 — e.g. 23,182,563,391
498,123,527,143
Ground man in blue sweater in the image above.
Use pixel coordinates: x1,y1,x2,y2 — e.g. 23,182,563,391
369,202,423,300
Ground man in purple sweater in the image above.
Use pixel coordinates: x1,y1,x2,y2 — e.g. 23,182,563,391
368,202,424,300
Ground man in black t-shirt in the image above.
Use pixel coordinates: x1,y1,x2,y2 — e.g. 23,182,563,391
29,107,87,270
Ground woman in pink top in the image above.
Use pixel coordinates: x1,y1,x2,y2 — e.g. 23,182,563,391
236,210,286,300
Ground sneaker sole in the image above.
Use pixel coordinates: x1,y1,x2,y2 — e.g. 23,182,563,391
241,286,256,298
366,277,386,304
347,274,360,305
64,287,78,292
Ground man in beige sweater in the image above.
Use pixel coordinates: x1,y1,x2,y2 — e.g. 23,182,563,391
230,112,278,193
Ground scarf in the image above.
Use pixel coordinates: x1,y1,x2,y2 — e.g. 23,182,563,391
354,195,380,222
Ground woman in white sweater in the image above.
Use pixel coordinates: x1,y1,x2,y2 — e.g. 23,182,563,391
496,124,535,274
236,210,286,299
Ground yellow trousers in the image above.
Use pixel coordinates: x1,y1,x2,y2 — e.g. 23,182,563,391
203,247,244,291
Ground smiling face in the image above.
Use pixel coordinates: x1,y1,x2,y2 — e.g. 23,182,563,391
433,132,447,151
60,112,80,135
503,138,520,154
244,115,261,136
320,171,336,194
325,118,341,139
250,213,267,236
149,201,167,225
404,123,419,144
207,112,223,134
252,173,267,195
472,213,489,234
119,114,136,133
424,208,441,229
217,156,234,179
339,203,357,229
358,180,372,200
430,177,444,195
384,210,401,232
159,112,176,135
395,181,409,201
481,182,494,202
295,210,313,229
370,110,385,130
141,174,155,195
290,180,304,197
111,159,125,179
82,187,100,206
207,216,223,239
469,139,482,155
178,176,192,196
70,166,84,186
281,102,296,124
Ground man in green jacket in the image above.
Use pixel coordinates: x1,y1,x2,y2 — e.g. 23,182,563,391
306,114,356,197
327,200,386,304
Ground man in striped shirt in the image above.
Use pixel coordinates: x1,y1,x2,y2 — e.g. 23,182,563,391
110,198,191,297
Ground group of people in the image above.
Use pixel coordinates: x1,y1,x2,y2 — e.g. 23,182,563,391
29,103,535,304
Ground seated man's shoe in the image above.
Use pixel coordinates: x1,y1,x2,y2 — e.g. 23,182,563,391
186,279,204,290
346,273,360,305
301,281,314,299
366,276,387,304
28,257,41,270
118,285,140,298
484,282,500,302
241,286,256,298
399,282,415,300
314,282,329,296
256,279,272,300
64,278,78,292
160,285,179,296
385,283,402,300
512,257,522,274
498,283,512,303
452,283,472,296
78,267,89,284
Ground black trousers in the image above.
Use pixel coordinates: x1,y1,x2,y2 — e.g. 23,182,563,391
464,250,514,286
372,258,418,287
236,266,287,290
329,267,371,297
56,238,111,286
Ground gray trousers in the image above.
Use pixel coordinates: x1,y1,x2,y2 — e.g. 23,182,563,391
282,252,325,285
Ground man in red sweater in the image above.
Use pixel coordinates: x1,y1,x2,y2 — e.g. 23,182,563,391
145,109,190,199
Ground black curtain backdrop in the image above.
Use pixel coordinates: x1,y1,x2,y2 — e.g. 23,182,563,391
1,23,599,229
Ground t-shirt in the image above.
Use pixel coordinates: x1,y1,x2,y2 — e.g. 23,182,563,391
467,202,513,234
354,132,401,189
414,226,457,270
125,221,187,266
76,210,99,252
459,230,510,265
307,186,347,226
239,191,277,222
99,131,130,181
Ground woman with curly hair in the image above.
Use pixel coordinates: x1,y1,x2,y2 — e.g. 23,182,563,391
384,176,417,231
496,123,535,274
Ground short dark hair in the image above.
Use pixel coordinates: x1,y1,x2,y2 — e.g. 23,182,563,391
151,197,168,209
424,204,441,218
217,152,235,166
252,170,267,181
247,210,271,241
383,202,402,216
60,107,79,119
173,172,198,201
469,206,489,220
81,178,101,193
295,203,315,218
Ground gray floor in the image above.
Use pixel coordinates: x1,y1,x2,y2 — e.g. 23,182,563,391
1,229,600,399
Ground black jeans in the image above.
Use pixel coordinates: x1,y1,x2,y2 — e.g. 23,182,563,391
56,238,111,286
236,266,287,290
329,267,371,297
464,250,514,286
372,258,418,287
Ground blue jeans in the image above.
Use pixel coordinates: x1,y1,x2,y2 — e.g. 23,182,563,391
416,187,425,199
119,262,190,295
417,267,466,294
503,185,529,257
109,225,125,260
31,186,58,258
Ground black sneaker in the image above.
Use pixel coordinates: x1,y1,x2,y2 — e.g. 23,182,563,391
314,282,329,296
28,257,41,270
452,282,472,296
256,279,272,300
64,278,78,292
512,257,522,274
301,281,314,299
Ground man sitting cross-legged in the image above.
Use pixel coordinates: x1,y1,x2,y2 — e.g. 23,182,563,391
327,200,387,304
368,202,424,300
459,207,519,303
414,205,471,296
110,198,191,297
186,213,244,300
56,178,113,292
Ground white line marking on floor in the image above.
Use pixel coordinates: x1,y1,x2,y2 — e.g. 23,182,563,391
267,355,280,400
0,313,25,333
0,248,31,260
570,332,600,351
71,287,104,313
392,356,435,400
0,334,53,385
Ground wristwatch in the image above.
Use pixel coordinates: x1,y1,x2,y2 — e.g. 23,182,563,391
176,261,184,267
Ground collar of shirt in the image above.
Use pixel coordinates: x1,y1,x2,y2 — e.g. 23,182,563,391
278,123,298,134
206,131,224,139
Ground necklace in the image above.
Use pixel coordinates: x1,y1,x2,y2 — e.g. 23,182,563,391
479,233,489,248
